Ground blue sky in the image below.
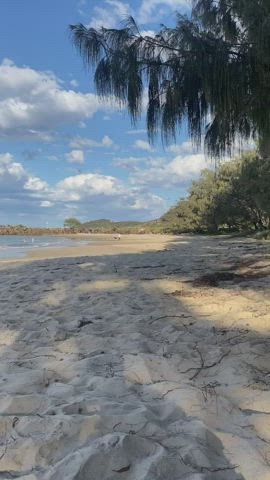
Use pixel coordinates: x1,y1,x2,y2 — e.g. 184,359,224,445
0,0,210,227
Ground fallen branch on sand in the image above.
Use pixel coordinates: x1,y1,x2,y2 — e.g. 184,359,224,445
201,465,239,473
190,350,231,380
0,441,8,461
179,452,239,473
131,265,167,269
180,349,231,380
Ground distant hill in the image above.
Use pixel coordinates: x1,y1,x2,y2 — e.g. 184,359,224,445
81,219,157,233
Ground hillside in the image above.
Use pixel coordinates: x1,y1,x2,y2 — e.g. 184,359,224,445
82,219,146,233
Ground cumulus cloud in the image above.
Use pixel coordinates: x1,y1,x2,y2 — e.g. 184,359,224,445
87,0,189,30
0,153,25,182
113,156,148,171
2,145,210,224
70,79,79,88
40,200,54,208
66,150,85,164
69,135,115,149
54,173,122,201
0,153,48,194
89,0,132,28
140,30,156,37
166,141,197,155
130,151,210,187
0,152,167,223
52,172,166,218
0,59,113,139
133,140,154,152
126,129,148,135
138,0,189,24
130,192,165,211
24,177,48,192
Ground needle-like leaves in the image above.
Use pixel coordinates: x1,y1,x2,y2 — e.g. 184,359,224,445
70,1,270,157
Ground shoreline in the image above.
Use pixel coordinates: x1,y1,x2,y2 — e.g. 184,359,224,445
0,234,177,266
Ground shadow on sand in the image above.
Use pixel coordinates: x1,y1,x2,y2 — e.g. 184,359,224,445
0,235,269,479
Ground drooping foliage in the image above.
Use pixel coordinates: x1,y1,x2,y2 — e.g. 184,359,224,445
161,152,270,233
70,1,270,157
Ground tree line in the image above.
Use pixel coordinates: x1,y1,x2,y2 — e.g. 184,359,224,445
160,152,270,234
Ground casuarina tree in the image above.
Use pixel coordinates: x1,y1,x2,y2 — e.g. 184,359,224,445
70,1,270,157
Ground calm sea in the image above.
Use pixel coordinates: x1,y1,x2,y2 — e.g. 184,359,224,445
0,235,87,260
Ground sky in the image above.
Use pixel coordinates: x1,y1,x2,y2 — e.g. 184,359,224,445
0,0,211,227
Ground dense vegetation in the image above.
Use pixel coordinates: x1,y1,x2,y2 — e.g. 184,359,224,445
63,218,148,234
159,152,270,234
71,0,270,158
0,226,75,236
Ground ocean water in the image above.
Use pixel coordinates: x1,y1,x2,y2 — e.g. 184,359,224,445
0,235,87,260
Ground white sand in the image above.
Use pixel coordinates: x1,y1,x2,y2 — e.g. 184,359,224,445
0,235,269,479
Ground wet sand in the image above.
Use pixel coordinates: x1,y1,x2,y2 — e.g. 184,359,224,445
0,234,174,266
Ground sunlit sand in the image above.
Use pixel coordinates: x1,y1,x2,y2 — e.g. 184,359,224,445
0,235,269,479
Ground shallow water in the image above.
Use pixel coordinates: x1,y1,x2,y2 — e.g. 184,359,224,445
0,235,87,259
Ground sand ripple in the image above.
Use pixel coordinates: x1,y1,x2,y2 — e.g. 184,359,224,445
0,236,269,479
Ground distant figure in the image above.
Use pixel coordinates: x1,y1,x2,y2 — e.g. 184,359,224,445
113,233,121,240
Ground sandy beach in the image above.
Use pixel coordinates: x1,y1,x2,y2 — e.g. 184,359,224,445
0,234,269,479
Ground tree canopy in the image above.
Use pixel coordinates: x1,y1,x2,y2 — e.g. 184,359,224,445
64,218,82,230
161,152,270,233
70,1,270,157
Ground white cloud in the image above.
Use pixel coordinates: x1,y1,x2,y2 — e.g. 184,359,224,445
169,154,208,178
24,176,48,192
0,153,48,202
70,135,115,149
102,135,114,147
140,30,156,37
78,0,87,11
52,172,166,218
138,0,189,24
131,192,166,211
0,60,114,139
89,0,132,28
54,173,122,201
88,0,189,30
0,152,169,224
40,200,54,208
66,150,85,164
166,141,196,155
70,79,79,88
0,153,25,181
133,139,154,152
127,129,148,135
113,156,148,171
130,151,209,187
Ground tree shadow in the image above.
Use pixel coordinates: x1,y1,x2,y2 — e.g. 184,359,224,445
0,235,269,478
